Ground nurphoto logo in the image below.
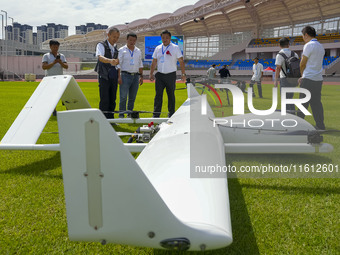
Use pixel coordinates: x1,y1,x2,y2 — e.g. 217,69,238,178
201,84,312,129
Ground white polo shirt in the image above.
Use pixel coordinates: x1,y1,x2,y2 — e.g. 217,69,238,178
117,45,143,73
302,39,325,81
275,48,299,78
42,52,67,76
207,67,216,79
251,62,263,81
152,43,182,74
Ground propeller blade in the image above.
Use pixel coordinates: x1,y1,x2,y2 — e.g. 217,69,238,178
275,129,340,136
318,129,340,136
116,132,141,136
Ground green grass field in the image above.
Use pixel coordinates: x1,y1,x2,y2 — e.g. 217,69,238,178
0,81,339,254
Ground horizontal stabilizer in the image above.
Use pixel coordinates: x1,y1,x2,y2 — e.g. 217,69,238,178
1,75,90,145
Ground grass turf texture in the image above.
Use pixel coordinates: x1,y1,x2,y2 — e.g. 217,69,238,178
0,81,339,254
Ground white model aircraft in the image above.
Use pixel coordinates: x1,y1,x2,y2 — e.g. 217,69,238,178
0,75,334,251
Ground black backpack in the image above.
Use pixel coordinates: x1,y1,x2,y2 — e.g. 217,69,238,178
278,51,301,78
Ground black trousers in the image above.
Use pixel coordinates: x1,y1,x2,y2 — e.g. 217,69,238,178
297,78,325,130
99,72,118,119
249,80,262,97
280,77,298,114
153,72,176,117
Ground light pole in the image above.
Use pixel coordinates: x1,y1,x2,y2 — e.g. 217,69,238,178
0,13,3,39
8,16,14,80
0,13,4,80
18,34,28,79
8,17,13,41
1,10,8,80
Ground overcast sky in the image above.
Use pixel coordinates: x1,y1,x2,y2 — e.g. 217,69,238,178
0,0,196,37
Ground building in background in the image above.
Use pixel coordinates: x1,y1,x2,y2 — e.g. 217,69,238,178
5,22,33,44
76,23,108,35
5,22,68,46
37,23,68,45
36,25,47,45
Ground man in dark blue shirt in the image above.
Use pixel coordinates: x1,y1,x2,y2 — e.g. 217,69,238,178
219,65,231,78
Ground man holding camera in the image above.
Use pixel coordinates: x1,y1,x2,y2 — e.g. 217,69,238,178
42,40,68,76
42,39,68,116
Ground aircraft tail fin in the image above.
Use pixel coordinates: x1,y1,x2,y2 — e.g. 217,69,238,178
57,108,232,251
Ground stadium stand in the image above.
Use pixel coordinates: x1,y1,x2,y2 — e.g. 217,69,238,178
187,60,233,69
231,59,275,70
226,57,339,71
249,33,340,48
323,56,340,67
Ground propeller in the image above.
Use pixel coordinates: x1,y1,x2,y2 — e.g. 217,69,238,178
267,129,340,144
41,131,143,136
116,132,142,136
189,76,248,85
274,129,340,136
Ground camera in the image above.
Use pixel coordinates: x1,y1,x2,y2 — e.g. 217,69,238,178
56,55,60,59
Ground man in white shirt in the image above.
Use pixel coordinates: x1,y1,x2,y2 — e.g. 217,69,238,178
94,27,120,119
275,37,299,114
297,26,325,130
117,32,143,118
207,64,216,80
149,30,186,118
42,40,68,76
249,57,263,98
